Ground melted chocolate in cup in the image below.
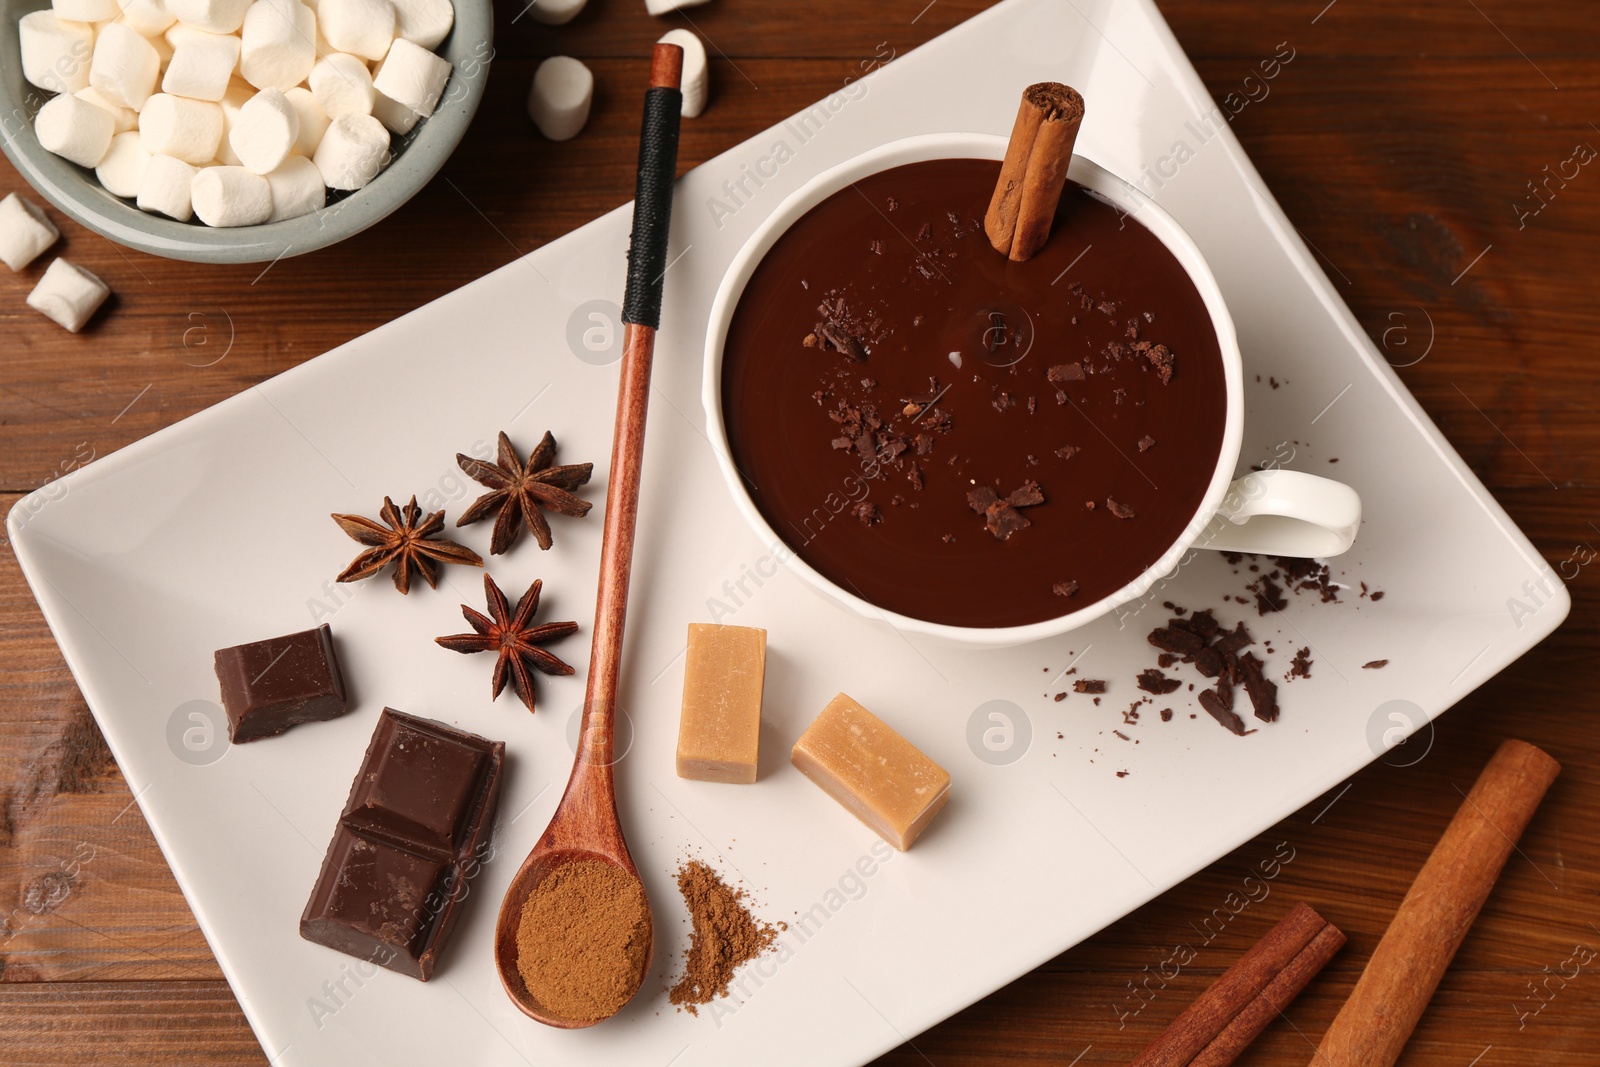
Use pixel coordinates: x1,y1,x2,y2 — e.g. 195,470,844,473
721,158,1227,629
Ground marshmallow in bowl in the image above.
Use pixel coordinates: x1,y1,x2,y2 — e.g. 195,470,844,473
320,0,397,62
371,38,450,119
312,112,389,189
230,87,299,174
0,193,60,272
240,0,318,91
35,91,115,167
310,53,377,118
162,29,242,102
19,11,95,94
389,0,454,48
50,0,120,23
139,93,225,165
265,155,327,221
26,257,110,333
285,86,331,155
116,0,178,38
527,55,592,142
75,86,137,134
644,0,710,13
191,166,273,226
657,29,707,118
95,130,152,197
164,0,253,35
88,22,162,111
525,0,584,26
137,153,199,220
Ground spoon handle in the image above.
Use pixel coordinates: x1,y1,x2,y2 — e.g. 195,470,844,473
575,43,684,772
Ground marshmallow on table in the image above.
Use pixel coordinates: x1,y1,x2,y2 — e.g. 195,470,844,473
310,53,376,117
162,30,241,102
372,38,449,119
26,258,110,333
116,0,178,37
320,0,396,62
0,194,60,272
191,165,273,226
285,86,330,155
644,0,710,13
139,93,225,164
89,22,161,110
312,111,389,189
527,56,592,142
19,11,96,95
265,154,326,220
75,86,138,133
389,0,453,47
95,130,152,196
240,0,318,91
526,0,585,26
164,0,253,34
657,29,706,118
230,87,299,174
215,79,255,165
51,0,120,22
35,92,115,167
136,152,198,219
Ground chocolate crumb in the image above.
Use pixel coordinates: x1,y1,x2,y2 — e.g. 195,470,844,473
1159,708,1173,722
1053,580,1080,598
1073,679,1106,694
1136,669,1181,695
1054,692,1067,702
1137,435,1156,451
1048,362,1086,383
852,502,881,526
1115,770,1129,778
1055,445,1079,459
1286,646,1312,681
1106,498,1136,520
1362,659,1389,669
1254,575,1287,615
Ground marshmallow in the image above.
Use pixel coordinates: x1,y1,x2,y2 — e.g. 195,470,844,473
229,87,298,173
191,165,273,225
310,52,375,117
19,11,96,95
0,194,60,272
319,0,395,62
117,0,178,37
311,111,388,189
35,92,115,167
389,0,452,47
239,0,318,91
131,20,176,65
371,90,419,134
136,152,198,219
95,129,151,196
214,78,255,164
26,258,110,333
164,0,252,34
161,29,241,101
51,0,120,22
526,0,584,25
75,85,138,133
265,154,325,220
371,38,449,118
139,93,224,163
657,29,706,118
644,0,710,13
88,21,161,110
284,86,330,154
527,55,591,142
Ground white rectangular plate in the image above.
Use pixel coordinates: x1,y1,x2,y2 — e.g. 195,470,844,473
8,0,1567,1064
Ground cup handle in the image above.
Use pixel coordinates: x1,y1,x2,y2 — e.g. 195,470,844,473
1198,469,1361,557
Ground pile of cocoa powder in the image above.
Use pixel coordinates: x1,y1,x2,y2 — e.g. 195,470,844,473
668,858,782,1014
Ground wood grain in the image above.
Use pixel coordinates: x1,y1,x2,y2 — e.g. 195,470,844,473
3,0,1599,1062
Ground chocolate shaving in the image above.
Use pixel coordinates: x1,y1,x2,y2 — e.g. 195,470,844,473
1106,498,1136,520
1137,669,1181,695
1047,362,1086,383
1362,659,1389,669
1131,341,1174,384
1198,688,1249,735
1053,580,1080,598
1073,679,1106,694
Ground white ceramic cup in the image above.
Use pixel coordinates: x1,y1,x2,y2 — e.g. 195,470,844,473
702,132,1361,647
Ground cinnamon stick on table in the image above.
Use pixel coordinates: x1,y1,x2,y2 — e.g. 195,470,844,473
1312,739,1561,1067
1132,901,1344,1067
985,82,1084,262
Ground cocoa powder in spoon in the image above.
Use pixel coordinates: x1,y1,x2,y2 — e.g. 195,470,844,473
516,859,651,1021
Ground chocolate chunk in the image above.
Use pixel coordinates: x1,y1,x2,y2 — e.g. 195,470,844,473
1211,677,1234,712
1054,692,1067,702
853,502,882,525
1198,688,1248,735
986,503,1031,540
213,624,349,743
1213,621,1254,653
1055,445,1079,459
1131,341,1174,384
1362,659,1389,669
1047,362,1086,383
1149,626,1205,656
1007,480,1044,507
1053,580,1080,598
1192,646,1224,678
1137,435,1156,451
1286,646,1312,681
300,709,504,981
1136,669,1181,695
1159,707,1173,722
1237,652,1279,723
1187,610,1220,638
1073,679,1106,694
967,486,999,513
1254,575,1287,615
1106,498,1136,519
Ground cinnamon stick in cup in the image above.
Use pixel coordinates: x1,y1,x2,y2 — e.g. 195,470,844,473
985,82,1084,262
1312,739,1560,1066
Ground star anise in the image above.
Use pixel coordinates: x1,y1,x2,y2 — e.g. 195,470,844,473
435,574,578,713
456,431,593,554
332,495,483,594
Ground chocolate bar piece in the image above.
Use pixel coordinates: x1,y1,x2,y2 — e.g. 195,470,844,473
214,623,349,743
300,709,504,981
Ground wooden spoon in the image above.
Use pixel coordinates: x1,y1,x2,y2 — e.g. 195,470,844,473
493,42,685,1029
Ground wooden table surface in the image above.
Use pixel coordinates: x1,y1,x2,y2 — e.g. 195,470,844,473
2,0,1596,1062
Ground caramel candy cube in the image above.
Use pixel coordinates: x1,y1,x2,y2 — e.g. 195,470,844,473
676,623,766,783
791,693,951,850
